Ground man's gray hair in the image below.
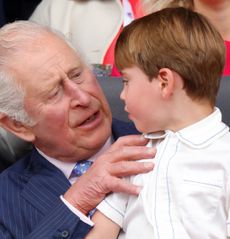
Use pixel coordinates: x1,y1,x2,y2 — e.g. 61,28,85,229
0,71,35,125
0,21,83,126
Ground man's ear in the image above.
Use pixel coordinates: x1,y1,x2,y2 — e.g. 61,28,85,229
157,68,176,99
0,114,35,142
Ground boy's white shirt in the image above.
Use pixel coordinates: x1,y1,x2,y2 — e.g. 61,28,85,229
97,108,230,238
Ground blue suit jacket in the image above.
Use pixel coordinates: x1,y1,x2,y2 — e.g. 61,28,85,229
0,119,138,239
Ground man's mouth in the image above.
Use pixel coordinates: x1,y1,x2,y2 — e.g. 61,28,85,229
79,111,100,127
81,112,97,124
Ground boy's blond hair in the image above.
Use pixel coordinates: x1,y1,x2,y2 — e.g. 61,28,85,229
115,7,225,106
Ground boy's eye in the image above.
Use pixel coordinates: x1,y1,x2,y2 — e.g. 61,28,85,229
122,79,129,85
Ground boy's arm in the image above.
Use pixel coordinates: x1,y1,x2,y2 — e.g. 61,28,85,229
86,210,120,239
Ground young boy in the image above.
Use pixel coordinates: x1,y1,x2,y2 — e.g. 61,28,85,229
86,7,230,238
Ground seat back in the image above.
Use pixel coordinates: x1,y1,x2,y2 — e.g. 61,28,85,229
216,76,230,126
97,76,129,122
0,129,32,172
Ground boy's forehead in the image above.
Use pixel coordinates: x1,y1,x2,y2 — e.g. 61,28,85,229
121,66,148,77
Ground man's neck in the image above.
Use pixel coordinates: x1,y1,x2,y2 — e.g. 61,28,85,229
36,137,113,180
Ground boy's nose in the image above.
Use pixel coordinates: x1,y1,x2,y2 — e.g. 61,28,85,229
120,88,125,101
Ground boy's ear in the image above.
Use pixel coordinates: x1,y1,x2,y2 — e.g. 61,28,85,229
0,114,35,142
157,68,175,99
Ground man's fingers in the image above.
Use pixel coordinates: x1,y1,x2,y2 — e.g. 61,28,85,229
64,135,156,213
105,146,156,163
108,177,143,195
111,134,148,148
111,161,154,177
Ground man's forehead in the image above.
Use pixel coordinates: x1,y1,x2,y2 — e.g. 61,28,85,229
15,37,82,74
7,32,86,94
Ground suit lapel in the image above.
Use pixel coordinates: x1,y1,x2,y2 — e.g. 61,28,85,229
21,149,71,215
112,118,139,140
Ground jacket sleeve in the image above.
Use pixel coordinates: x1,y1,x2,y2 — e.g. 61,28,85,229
27,200,92,239
0,199,92,239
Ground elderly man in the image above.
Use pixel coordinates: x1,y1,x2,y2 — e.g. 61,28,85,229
0,21,155,239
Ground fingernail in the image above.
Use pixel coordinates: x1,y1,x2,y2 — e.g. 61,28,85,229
144,162,154,169
148,148,156,154
140,134,147,140
136,186,142,194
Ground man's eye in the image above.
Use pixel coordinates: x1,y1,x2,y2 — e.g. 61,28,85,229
71,72,84,84
49,87,63,100
52,90,59,97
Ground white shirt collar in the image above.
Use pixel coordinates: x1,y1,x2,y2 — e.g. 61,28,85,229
175,107,229,148
36,137,113,180
143,108,229,148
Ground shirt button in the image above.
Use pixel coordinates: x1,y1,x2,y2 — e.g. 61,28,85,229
61,230,69,238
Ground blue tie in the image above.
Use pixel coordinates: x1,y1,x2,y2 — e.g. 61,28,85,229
70,160,93,178
70,160,95,217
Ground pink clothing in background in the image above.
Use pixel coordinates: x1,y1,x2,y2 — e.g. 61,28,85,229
103,0,144,77
223,41,230,76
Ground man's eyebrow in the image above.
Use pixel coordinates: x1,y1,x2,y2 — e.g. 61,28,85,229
67,67,81,77
39,75,63,97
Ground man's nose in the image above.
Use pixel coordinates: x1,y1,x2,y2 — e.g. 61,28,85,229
66,80,91,107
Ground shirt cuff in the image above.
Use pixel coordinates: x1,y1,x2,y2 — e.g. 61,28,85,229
97,198,124,227
60,195,94,227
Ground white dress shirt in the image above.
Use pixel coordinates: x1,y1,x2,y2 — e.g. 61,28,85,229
37,137,112,226
97,108,230,238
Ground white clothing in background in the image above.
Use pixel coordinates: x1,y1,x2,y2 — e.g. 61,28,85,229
30,0,123,64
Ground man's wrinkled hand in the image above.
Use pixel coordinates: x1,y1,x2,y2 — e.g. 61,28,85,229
64,134,155,215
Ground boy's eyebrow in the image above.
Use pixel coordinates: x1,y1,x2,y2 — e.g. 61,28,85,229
120,70,127,76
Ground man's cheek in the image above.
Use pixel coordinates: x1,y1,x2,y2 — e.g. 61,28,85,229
45,110,67,127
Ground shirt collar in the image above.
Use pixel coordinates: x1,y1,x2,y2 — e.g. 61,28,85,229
143,108,229,149
36,137,113,180
175,107,229,148
143,131,167,140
